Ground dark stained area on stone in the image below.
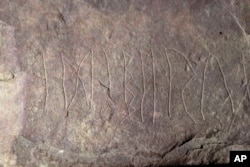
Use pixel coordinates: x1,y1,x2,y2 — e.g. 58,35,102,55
0,0,250,166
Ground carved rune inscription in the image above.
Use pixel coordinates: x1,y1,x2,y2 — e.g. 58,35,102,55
40,46,248,126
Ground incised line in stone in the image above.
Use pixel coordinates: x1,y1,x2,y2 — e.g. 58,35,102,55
140,50,145,122
202,45,235,117
103,49,112,99
164,48,172,117
228,10,249,45
42,52,48,114
66,53,87,116
168,48,196,75
182,75,197,124
60,53,68,114
152,49,156,124
228,80,250,132
61,54,88,104
123,50,128,107
91,49,94,110
213,55,235,114
241,51,250,99
126,70,137,114
200,55,210,121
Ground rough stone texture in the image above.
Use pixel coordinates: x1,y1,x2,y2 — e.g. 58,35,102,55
0,0,250,166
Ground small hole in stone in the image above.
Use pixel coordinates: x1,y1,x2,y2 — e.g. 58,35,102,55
219,31,223,35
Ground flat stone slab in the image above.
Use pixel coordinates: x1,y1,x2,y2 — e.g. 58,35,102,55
0,0,250,166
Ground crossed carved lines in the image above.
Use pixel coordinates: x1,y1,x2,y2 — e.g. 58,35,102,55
228,9,250,100
227,51,250,133
228,80,250,132
214,55,235,114
60,52,89,117
123,50,137,118
181,75,197,124
164,47,234,124
103,49,138,121
195,41,238,129
42,44,243,126
173,47,235,124
201,46,250,134
41,47,200,124
123,51,137,116
227,9,250,124
199,53,235,122
202,44,235,116
200,43,250,133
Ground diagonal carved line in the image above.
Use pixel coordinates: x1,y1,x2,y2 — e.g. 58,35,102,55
66,53,88,113
61,52,90,114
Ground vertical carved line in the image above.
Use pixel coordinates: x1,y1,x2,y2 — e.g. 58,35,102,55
241,51,250,98
103,49,112,99
42,52,48,113
242,52,248,84
123,50,128,106
60,53,68,116
200,55,210,121
140,50,145,122
0,24,2,57
91,49,94,109
123,51,126,103
164,48,172,117
152,49,156,123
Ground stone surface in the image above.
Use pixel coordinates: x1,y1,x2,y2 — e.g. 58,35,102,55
0,0,250,166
